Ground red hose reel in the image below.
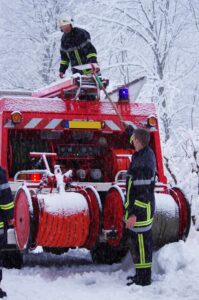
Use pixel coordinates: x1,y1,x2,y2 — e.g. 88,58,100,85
14,185,101,251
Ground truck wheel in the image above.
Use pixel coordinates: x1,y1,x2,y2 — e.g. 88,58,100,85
42,247,69,255
91,243,128,264
1,249,23,269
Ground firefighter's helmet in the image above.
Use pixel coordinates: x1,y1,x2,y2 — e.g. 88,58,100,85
58,15,74,28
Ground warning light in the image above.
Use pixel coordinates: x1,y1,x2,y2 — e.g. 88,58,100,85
11,111,22,124
147,115,157,127
119,88,129,101
15,171,43,182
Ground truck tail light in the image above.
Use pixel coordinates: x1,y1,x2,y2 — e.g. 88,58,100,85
147,115,157,127
14,171,44,182
11,111,22,124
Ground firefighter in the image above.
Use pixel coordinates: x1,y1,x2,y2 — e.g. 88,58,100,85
58,14,100,77
124,127,156,286
0,167,14,298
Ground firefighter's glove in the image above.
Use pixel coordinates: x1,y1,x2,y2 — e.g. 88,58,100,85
125,125,135,138
59,72,65,79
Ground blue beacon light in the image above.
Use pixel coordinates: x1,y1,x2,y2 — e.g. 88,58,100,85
119,88,129,101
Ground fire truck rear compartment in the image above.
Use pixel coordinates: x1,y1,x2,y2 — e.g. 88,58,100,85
8,129,132,182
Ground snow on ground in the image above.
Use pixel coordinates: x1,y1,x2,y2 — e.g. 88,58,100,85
3,225,199,300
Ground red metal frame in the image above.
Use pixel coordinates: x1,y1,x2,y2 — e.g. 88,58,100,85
1,76,191,254
103,186,124,247
14,188,31,250
0,77,167,187
169,187,191,240
152,131,167,184
32,78,78,98
0,96,162,181
80,186,101,249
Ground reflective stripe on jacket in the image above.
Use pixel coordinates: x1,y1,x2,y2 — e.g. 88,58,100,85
59,27,98,74
0,167,14,229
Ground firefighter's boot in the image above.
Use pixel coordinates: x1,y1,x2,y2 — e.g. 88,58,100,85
126,275,137,286
0,288,7,298
126,269,151,286
136,268,151,286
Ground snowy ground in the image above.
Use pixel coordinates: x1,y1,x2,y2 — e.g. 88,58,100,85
3,225,199,300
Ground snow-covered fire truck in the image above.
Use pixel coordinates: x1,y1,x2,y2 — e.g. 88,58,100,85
0,70,191,265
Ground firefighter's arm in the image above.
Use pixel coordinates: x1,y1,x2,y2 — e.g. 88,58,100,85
85,43,98,63
59,48,70,77
125,176,137,223
125,125,135,138
80,30,98,64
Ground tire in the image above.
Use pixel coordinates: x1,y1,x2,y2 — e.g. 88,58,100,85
1,249,23,269
91,243,128,264
42,247,69,255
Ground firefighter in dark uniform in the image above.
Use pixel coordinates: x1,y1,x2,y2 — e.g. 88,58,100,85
58,15,99,77
0,167,14,298
124,127,156,286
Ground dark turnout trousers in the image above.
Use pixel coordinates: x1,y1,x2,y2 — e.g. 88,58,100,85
127,228,152,286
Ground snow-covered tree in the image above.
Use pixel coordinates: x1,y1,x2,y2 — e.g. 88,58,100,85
77,0,199,142
0,0,199,206
0,0,77,89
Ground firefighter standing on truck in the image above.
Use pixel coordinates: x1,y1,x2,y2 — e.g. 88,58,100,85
124,127,156,286
0,166,14,298
58,14,100,77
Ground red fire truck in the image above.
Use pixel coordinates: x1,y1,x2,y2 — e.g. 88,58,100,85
0,73,190,265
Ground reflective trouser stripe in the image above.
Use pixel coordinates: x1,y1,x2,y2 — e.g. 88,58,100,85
0,202,14,210
139,234,145,264
134,233,152,269
134,263,152,269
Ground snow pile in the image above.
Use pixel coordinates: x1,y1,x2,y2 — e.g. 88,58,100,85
2,226,199,300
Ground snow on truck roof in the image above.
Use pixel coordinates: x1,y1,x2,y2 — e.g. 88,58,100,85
0,96,157,117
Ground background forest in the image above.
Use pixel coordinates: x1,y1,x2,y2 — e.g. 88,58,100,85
0,0,199,218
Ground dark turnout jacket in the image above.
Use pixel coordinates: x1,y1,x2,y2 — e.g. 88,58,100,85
59,27,98,75
0,167,14,231
125,146,156,231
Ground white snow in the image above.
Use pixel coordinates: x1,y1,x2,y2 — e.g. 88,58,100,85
0,1,198,299
37,192,88,215
2,226,199,300
155,193,178,217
